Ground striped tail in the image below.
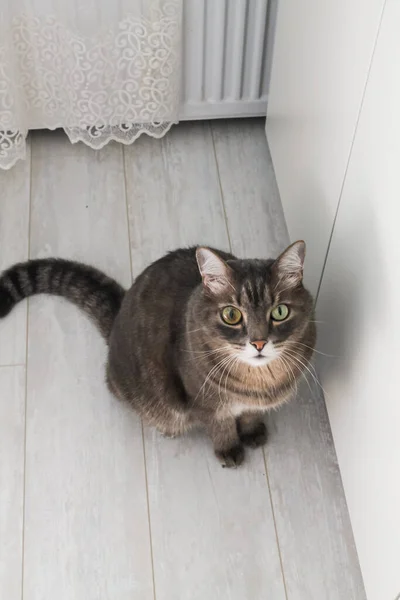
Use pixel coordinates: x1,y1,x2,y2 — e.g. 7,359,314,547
0,258,125,340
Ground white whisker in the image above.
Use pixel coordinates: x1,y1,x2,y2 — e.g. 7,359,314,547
283,349,327,397
282,351,314,395
185,327,207,335
217,355,238,408
277,354,298,398
284,340,336,358
194,354,234,402
223,356,240,410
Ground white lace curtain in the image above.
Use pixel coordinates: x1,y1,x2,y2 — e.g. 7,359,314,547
0,0,182,169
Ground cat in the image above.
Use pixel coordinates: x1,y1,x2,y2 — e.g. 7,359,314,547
0,241,315,467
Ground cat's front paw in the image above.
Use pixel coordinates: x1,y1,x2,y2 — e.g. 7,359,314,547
238,421,268,448
215,444,245,468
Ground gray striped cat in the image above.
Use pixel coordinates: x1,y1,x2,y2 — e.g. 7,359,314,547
0,242,315,467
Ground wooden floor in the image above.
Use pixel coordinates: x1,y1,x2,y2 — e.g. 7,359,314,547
0,120,365,600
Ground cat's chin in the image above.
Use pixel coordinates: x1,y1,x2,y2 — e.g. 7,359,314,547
239,356,273,368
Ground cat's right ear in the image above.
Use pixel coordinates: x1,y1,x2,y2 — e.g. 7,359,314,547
196,248,234,296
272,240,306,289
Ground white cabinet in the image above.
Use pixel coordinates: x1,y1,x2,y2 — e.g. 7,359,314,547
266,0,384,295
317,2,400,597
267,1,400,598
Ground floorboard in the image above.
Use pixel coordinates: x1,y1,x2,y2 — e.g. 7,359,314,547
212,119,288,260
213,119,366,599
124,121,287,600
0,366,25,600
0,141,31,365
23,132,154,600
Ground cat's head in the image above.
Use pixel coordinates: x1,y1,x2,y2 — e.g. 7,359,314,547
194,242,315,367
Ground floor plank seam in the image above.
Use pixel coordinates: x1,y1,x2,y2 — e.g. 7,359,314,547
122,145,135,285
210,123,233,252
263,448,289,600
20,132,34,600
123,144,157,600
141,423,157,600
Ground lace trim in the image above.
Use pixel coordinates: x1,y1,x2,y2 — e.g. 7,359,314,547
0,3,182,169
66,121,175,149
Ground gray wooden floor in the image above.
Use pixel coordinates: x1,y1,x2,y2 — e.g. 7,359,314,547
0,120,365,600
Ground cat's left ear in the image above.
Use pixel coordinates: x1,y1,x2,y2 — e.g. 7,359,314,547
272,241,305,289
196,247,234,296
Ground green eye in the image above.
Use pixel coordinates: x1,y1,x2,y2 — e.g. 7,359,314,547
221,306,243,325
271,304,289,321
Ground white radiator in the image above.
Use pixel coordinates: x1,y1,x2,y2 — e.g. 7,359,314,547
180,0,271,120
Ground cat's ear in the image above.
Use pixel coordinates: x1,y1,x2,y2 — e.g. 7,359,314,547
196,247,234,296
272,241,305,289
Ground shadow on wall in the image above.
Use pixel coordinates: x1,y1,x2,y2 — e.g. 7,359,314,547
315,196,386,389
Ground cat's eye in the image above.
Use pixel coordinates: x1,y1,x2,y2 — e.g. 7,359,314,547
271,304,289,321
221,306,243,325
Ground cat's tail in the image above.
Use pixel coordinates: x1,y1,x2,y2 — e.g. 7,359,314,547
0,258,125,340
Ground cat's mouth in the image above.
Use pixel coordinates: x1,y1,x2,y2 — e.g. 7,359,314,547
242,355,274,367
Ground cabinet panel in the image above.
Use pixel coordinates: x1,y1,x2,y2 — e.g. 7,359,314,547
317,2,400,598
267,0,384,294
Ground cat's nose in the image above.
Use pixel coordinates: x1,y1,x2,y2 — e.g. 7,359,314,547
250,340,267,352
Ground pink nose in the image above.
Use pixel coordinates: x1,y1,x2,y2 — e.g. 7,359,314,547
250,340,267,352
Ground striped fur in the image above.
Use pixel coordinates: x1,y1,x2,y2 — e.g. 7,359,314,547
1,244,315,468
0,258,125,340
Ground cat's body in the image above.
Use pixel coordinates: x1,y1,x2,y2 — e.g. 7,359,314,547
0,243,315,467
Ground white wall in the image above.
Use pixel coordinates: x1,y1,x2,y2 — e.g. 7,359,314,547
266,0,384,295
267,1,400,598
317,2,400,597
